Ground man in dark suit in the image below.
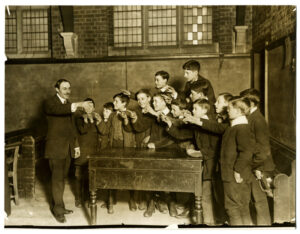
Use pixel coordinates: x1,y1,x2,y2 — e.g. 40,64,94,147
44,79,92,223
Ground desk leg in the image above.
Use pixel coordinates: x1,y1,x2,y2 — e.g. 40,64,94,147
90,190,97,225
195,195,203,224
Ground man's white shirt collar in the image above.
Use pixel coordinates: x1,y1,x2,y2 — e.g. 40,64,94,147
250,106,258,114
57,93,66,104
231,115,248,127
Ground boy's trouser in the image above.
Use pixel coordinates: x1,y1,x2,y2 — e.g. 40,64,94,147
202,180,215,225
223,181,252,226
74,164,88,201
250,175,271,225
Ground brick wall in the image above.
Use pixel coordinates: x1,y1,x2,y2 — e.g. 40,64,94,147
73,6,110,58
252,5,296,50
18,136,36,199
51,6,65,59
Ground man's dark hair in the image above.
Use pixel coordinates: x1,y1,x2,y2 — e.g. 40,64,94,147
84,97,95,107
239,88,260,106
155,70,170,81
182,60,200,72
103,102,114,111
54,79,70,89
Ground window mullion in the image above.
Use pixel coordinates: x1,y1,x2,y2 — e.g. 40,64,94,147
142,6,148,49
16,8,23,54
177,6,182,48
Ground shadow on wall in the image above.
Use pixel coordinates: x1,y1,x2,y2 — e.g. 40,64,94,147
27,100,48,138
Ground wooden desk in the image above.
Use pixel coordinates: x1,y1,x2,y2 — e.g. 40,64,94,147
89,148,203,225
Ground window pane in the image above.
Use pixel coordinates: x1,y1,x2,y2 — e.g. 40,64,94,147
183,6,212,45
5,10,17,52
113,6,142,47
22,9,49,52
148,6,177,46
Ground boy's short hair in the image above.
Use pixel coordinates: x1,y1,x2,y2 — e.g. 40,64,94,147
135,89,151,100
219,92,233,102
153,92,172,105
84,97,95,106
113,92,130,106
55,79,70,89
182,60,200,72
155,70,169,81
239,88,260,106
171,98,187,109
229,96,251,115
190,79,209,96
193,99,211,112
103,102,114,111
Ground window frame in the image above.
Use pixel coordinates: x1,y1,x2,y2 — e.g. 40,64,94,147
5,6,51,59
109,5,218,56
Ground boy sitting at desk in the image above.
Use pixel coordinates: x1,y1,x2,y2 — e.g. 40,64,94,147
162,99,219,225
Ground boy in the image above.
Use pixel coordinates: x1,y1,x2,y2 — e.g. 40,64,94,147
240,88,275,225
182,60,216,104
74,98,102,208
97,102,114,150
102,92,136,214
163,99,218,225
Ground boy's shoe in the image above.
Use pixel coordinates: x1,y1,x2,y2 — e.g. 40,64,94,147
129,199,137,211
138,200,147,210
75,199,82,208
143,200,155,217
176,208,190,219
169,201,178,217
107,205,114,214
100,202,107,208
156,200,168,214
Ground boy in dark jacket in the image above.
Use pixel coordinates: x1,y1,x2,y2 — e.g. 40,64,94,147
74,98,102,208
240,88,275,225
163,99,218,225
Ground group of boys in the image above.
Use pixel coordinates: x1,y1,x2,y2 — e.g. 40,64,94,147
45,60,275,226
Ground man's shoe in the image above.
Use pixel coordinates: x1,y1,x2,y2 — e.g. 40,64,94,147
129,199,137,211
64,209,74,214
75,200,82,208
169,202,178,217
51,209,66,223
156,200,168,214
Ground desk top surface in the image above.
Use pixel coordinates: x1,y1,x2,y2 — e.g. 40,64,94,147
90,147,202,161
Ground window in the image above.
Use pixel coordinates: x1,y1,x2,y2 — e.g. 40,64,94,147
112,5,213,49
5,6,51,58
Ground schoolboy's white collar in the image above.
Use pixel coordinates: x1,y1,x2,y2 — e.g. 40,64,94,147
250,106,258,114
231,115,248,127
57,93,67,104
160,85,169,92
201,114,209,120
161,107,170,115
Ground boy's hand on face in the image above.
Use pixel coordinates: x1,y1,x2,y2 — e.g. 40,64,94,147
147,142,156,149
234,171,244,183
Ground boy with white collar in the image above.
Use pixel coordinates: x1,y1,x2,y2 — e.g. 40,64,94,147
240,88,275,225
220,96,254,225
163,99,219,225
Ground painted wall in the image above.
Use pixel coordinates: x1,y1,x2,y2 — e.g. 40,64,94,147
5,57,251,134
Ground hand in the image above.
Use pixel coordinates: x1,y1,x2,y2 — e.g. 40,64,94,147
147,142,155,149
143,105,158,117
94,112,102,124
234,171,243,183
118,111,128,120
160,114,172,128
254,170,262,180
121,89,131,96
126,110,137,119
74,147,80,159
82,101,94,114
142,136,150,145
